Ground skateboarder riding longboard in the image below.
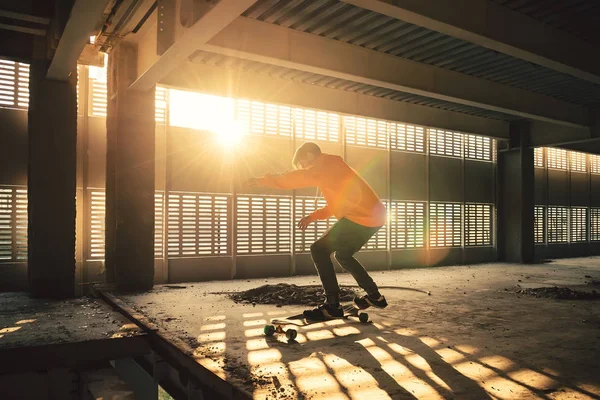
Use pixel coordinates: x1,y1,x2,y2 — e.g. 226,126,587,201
247,142,388,321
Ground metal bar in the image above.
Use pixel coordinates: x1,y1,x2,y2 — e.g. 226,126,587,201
0,10,50,24
0,23,45,36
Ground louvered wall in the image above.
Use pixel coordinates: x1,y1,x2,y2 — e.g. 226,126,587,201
0,61,499,283
534,147,600,259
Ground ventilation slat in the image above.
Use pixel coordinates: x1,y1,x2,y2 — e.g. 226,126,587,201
237,195,291,254
430,203,462,247
548,206,568,243
534,206,545,243
390,123,425,153
547,148,567,170
570,152,587,173
0,60,29,109
464,204,492,246
534,148,544,168
168,193,230,257
464,135,493,161
570,207,587,242
428,129,462,158
591,208,600,241
390,201,425,249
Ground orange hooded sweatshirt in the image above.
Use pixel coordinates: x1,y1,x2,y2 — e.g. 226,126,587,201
258,153,386,228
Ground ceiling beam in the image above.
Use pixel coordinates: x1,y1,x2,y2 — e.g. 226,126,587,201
162,60,510,139
197,17,588,128
341,0,600,86
528,121,591,147
129,0,257,92
46,0,109,80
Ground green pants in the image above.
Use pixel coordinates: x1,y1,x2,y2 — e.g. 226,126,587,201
310,218,381,303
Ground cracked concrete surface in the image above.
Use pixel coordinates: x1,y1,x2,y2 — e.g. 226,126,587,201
110,258,600,399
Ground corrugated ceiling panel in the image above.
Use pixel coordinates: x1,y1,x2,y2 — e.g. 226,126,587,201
242,0,600,106
490,0,600,44
191,50,519,121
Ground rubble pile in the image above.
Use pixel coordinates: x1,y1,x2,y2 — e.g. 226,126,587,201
227,283,359,306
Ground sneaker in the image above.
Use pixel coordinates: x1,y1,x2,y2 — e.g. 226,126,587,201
354,294,388,310
303,303,344,320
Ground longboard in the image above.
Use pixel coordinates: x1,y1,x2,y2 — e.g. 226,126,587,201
264,304,370,341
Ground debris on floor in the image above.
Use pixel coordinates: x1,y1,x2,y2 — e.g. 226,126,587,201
516,286,600,300
222,283,359,306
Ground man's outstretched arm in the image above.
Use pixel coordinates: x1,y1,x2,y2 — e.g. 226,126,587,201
249,169,317,190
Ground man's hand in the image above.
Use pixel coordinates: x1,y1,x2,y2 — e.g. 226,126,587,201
297,216,313,230
245,178,261,188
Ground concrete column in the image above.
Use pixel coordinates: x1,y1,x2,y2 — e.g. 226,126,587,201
27,60,77,298
105,43,155,291
497,121,535,263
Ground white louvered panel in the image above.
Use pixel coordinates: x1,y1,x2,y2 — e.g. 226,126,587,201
464,135,492,161
390,123,425,152
570,207,587,242
428,129,462,158
263,102,293,137
294,108,317,141
591,208,600,241
365,201,388,250
464,204,492,246
0,60,29,109
591,154,600,174
155,86,168,124
167,193,229,257
181,195,199,256
250,101,265,134
167,194,182,257
237,196,291,254
16,63,29,108
570,151,587,173
534,206,545,243
534,148,544,168
14,190,27,259
90,79,107,117
235,99,251,136
294,108,339,142
429,203,462,247
294,197,336,253
0,59,16,107
0,188,12,260
89,191,106,259
547,148,567,170
344,116,387,149
548,207,568,243
390,201,425,249
154,193,164,258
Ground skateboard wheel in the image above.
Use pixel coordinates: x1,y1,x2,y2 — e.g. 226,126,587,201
264,325,275,336
359,312,369,323
285,329,298,341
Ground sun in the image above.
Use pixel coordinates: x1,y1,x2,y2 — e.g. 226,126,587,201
215,120,246,147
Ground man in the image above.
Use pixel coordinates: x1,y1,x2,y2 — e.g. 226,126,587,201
247,142,388,320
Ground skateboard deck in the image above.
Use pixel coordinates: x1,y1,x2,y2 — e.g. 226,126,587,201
264,304,370,341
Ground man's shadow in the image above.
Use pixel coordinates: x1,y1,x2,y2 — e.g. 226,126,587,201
262,318,492,399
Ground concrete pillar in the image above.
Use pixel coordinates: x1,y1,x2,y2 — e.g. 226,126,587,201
105,43,155,291
497,121,535,263
27,60,77,298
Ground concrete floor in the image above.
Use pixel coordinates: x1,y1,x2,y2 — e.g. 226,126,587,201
0,293,143,349
111,258,600,400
